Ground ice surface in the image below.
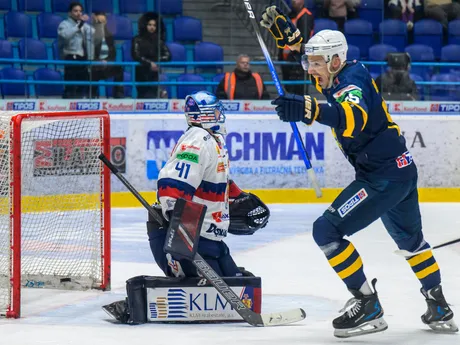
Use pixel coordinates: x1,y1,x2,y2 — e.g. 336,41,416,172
1,203,459,345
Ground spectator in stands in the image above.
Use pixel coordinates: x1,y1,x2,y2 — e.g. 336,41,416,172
424,0,460,30
375,52,418,100
278,0,314,96
215,54,270,100
58,2,94,98
131,12,171,99
90,12,124,98
324,0,361,31
387,1,423,30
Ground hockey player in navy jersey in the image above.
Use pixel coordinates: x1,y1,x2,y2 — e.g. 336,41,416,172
261,6,457,338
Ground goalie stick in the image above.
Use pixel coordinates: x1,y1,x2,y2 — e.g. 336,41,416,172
242,0,322,198
394,237,460,257
99,153,306,327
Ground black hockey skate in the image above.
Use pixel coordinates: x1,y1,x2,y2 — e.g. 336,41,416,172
333,278,388,338
102,299,130,324
421,285,458,333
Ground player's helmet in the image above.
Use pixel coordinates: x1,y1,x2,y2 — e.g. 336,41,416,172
184,91,226,134
301,30,348,72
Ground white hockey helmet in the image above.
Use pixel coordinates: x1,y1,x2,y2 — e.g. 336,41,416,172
184,91,226,134
302,30,348,71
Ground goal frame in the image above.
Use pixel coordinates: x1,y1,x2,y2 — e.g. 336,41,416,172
5,110,111,318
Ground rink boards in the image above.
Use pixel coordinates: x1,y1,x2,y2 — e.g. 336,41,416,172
3,110,460,212
109,112,460,205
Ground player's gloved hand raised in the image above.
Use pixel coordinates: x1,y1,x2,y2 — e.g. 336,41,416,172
260,6,302,49
271,94,319,125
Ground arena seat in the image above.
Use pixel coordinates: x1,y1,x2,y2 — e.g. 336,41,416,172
344,19,373,59
34,68,63,97
176,73,205,98
379,19,407,52
0,67,28,97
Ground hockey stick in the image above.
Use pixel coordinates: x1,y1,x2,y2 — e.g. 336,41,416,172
394,238,460,257
243,0,322,198
99,153,306,326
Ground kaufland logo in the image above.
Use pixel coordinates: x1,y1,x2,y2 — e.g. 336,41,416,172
39,101,67,111
102,102,134,111
69,102,100,110
243,102,276,112
171,100,185,112
7,102,35,111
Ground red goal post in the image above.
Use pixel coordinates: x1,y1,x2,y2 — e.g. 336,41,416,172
0,111,111,318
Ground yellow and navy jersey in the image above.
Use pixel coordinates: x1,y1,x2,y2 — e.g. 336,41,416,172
316,61,417,181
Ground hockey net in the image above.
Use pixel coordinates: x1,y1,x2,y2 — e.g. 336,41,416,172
0,111,111,318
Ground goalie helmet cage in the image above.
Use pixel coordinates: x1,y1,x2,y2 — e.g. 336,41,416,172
0,111,111,318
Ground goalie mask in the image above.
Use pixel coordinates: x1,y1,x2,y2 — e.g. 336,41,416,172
185,91,226,135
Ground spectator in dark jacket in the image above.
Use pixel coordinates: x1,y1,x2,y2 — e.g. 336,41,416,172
278,0,314,95
216,54,270,100
424,0,460,30
375,53,418,100
90,12,124,98
131,12,171,98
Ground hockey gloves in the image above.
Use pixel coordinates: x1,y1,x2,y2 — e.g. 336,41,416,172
272,94,319,125
260,6,302,49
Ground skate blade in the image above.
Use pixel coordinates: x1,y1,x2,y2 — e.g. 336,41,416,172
427,318,459,333
334,317,388,338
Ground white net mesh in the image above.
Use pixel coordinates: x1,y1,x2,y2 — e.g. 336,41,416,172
0,112,109,317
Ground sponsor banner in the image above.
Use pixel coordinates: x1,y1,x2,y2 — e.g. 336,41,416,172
110,137,127,173
143,117,327,189
33,138,101,176
146,285,256,322
31,136,127,177
2,99,460,114
109,114,460,191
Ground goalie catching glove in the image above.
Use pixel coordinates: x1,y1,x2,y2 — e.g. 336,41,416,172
229,182,270,235
260,6,303,49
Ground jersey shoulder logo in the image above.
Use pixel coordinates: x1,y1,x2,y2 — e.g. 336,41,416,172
333,85,363,104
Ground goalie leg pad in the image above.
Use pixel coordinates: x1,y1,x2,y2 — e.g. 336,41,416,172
123,275,262,324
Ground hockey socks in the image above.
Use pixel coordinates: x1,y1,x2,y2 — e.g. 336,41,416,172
326,240,366,290
406,249,441,291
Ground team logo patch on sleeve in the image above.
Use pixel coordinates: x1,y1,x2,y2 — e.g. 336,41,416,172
338,188,368,218
333,85,362,99
396,151,413,169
